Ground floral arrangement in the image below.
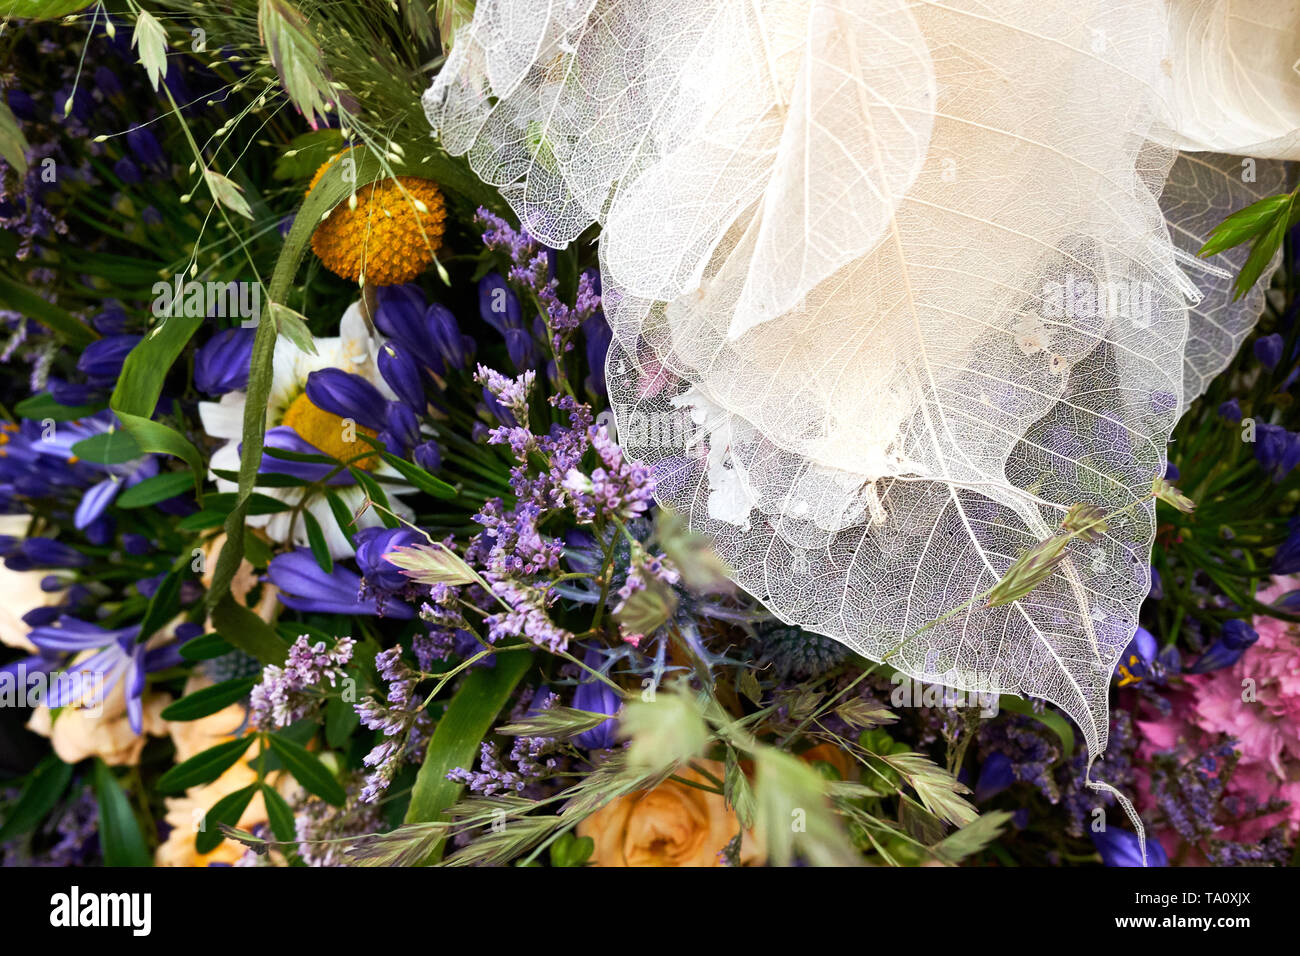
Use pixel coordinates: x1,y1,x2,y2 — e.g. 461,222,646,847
1,1,1299,871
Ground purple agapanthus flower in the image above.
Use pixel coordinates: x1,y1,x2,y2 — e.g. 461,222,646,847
26,617,183,734
267,548,415,618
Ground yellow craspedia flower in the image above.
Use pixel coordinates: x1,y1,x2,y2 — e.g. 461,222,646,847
308,150,447,286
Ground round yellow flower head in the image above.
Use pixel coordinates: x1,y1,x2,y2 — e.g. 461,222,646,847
308,150,447,286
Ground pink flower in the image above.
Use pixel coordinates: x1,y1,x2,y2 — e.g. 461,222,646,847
1135,575,1300,844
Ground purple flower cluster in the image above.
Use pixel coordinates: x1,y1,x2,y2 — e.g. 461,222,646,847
355,647,433,803
249,635,356,731
562,425,656,523
475,208,601,355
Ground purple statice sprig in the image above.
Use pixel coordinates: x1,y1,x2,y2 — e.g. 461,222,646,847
249,635,356,731
355,646,434,803
475,207,601,387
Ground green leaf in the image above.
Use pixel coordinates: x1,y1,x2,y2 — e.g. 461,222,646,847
261,782,298,844
349,467,399,528
70,429,142,465
302,508,333,574
404,650,532,863
259,0,340,130
379,452,458,499
1233,201,1292,301
4,1,96,19
1198,193,1292,258
325,692,360,749
93,759,152,866
115,471,196,508
211,594,289,666
195,784,259,854
0,756,72,844
158,735,256,794
137,563,184,642
12,393,103,422
273,129,346,181
0,271,98,346
109,312,207,493
179,632,235,662
0,96,29,179
325,490,356,539
266,733,345,806
269,301,316,354
161,677,257,722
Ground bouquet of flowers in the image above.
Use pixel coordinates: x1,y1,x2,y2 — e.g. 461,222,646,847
2,0,1299,871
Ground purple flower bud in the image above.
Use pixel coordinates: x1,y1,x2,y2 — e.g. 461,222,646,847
478,272,522,333
11,537,88,569
353,526,420,592
267,548,414,618
125,124,165,169
195,327,256,395
375,284,440,371
573,647,621,750
1218,398,1242,422
77,334,141,386
1254,333,1285,370
427,304,469,370
413,439,441,472
504,327,539,372
113,157,142,185
380,401,420,455
306,368,388,432
974,751,1014,802
1093,828,1166,867
1254,423,1300,482
1148,565,1163,600
378,341,425,410
1188,619,1259,673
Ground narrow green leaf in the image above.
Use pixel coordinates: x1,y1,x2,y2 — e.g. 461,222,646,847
160,677,257,722
380,452,458,499
261,782,298,844
137,563,184,642
93,759,152,867
115,471,195,509
349,467,399,528
325,692,360,749
0,271,98,346
206,146,399,614
179,632,235,662
1198,193,1291,258
302,508,333,574
12,393,103,422
195,784,259,854
211,594,289,666
266,733,345,806
0,96,30,179
0,756,72,844
158,735,257,794
404,650,532,863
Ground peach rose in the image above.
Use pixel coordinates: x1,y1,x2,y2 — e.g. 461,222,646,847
156,678,299,866
0,520,66,652
26,679,171,766
155,758,270,867
578,761,764,866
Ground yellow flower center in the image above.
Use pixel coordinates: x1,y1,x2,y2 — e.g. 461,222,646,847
280,391,379,470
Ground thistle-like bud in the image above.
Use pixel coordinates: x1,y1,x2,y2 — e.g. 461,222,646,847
986,534,1071,607
1061,502,1108,541
1151,475,1195,514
